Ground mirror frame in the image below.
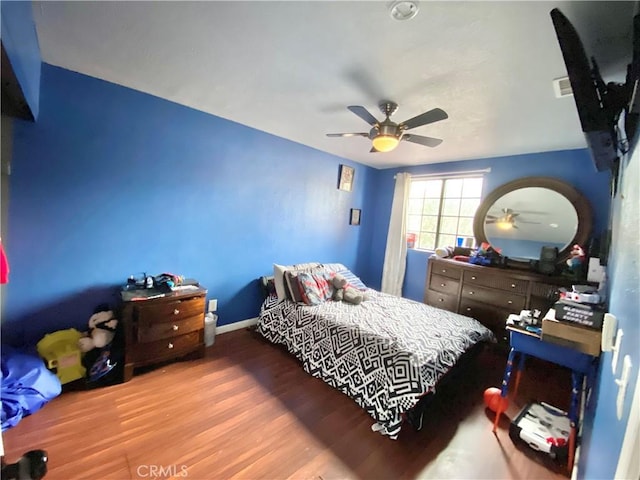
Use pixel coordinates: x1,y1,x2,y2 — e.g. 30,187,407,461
473,177,593,265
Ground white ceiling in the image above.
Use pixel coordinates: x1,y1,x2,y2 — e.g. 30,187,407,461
32,1,637,169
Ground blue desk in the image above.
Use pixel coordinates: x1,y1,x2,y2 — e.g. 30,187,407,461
493,326,599,470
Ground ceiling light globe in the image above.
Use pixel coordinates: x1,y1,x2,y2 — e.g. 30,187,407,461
496,221,513,230
372,135,399,152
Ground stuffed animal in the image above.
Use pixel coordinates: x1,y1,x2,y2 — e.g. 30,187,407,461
331,273,364,305
566,244,586,270
78,305,119,353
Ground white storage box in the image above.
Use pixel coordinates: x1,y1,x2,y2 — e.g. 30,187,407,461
509,402,571,460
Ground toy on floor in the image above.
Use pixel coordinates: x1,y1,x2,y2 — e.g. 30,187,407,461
1,449,48,480
78,304,124,386
78,304,118,354
483,386,509,413
36,329,85,384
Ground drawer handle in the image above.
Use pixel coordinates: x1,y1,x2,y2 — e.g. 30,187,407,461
471,276,476,280
468,291,474,295
438,298,444,302
168,342,174,349
172,324,179,331
508,300,513,305
466,307,472,312
440,283,446,287
173,309,180,315
441,269,446,273
511,284,516,288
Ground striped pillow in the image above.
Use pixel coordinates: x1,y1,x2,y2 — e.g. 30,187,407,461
336,269,367,291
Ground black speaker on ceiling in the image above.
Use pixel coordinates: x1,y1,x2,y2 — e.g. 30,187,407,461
538,246,559,275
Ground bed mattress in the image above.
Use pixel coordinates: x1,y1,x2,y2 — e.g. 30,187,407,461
257,289,495,438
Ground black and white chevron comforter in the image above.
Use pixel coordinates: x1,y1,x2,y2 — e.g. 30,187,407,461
257,289,495,439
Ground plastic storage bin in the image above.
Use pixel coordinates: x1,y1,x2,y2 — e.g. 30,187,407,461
204,313,218,347
37,328,86,384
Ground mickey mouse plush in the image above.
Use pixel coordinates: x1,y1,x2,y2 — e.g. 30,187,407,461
78,304,123,386
78,304,118,353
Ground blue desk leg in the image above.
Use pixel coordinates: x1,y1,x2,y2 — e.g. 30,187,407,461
513,352,526,397
568,371,584,471
493,347,517,433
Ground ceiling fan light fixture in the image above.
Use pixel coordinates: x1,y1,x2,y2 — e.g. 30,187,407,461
496,220,513,230
372,134,400,152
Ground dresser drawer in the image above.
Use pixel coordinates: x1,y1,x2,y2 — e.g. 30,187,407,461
530,282,563,301
136,296,205,325
133,331,201,364
463,270,528,294
459,298,511,340
430,261,462,279
138,314,203,343
425,289,458,312
429,274,460,296
461,284,526,311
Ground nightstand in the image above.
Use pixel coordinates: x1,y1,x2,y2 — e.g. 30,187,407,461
120,286,207,382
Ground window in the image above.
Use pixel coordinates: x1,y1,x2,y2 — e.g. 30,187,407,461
407,176,484,251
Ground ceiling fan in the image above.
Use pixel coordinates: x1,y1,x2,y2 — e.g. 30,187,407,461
485,208,542,230
326,101,448,153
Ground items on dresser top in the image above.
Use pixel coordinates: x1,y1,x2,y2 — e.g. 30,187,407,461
424,257,575,345
120,286,207,382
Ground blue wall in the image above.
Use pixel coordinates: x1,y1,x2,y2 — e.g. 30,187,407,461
578,144,639,479
368,151,612,302
0,0,41,119
3,64,374,346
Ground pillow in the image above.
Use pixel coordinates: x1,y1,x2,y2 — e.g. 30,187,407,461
273,262,322,300
337,269,367,291
284,271,304,303
297,271,334,305
284,265,329,302
321,263,348,275
273,264,290,300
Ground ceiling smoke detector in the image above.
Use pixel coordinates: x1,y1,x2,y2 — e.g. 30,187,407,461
389,1,419,21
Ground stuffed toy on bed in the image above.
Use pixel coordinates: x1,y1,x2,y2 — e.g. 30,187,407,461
331,273,365,305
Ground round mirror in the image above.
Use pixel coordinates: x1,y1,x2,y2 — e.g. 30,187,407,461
473,177,592,264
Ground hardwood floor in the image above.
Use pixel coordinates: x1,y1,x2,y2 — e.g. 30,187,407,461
3,329,574,480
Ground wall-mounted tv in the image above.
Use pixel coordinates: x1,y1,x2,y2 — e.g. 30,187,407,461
550,8,639,172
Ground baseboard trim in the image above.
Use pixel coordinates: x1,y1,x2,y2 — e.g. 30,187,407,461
216,317,259,335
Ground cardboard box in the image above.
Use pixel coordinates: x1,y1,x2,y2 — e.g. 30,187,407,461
541,319,601,356
553,300,605,330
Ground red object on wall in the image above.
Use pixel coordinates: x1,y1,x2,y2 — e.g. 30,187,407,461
0,239,9,283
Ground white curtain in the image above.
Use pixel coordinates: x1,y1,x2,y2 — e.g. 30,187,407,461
381,172,411,296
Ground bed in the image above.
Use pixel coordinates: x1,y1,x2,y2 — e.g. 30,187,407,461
256,263,495,439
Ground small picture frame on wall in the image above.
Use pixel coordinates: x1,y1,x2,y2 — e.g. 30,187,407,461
350,208,361,226
338,164,355,191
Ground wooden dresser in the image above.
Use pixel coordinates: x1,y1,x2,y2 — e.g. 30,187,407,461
120,287,207,381
424,258,573,345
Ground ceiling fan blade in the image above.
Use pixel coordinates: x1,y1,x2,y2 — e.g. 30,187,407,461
326,133,369,138
402,134,443,148
486,215,497,220
370,147,380,153
400,108,448,130
485,220,496,224
347,106,379,126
